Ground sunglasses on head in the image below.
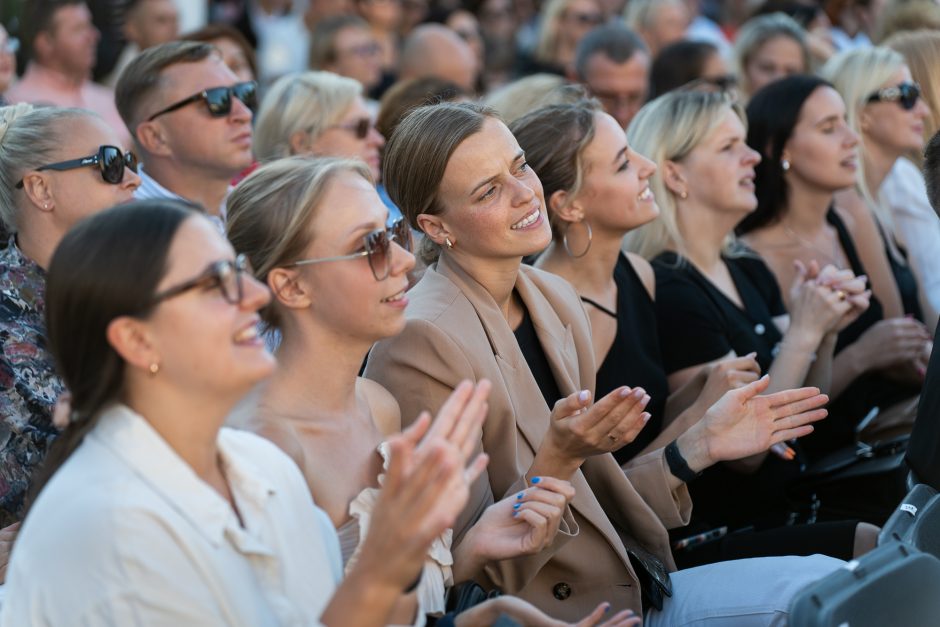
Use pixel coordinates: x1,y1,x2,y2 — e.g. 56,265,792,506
287,218,413,281
147,81,258,122
151,254,252,307
15,145,138,189
866,81,921,110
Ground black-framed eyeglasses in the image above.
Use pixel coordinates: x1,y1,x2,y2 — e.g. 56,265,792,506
151,254,252,306
147,81,258,122
326,117,374,140
15,145,138,189
866,82,921,110
286,218,412,281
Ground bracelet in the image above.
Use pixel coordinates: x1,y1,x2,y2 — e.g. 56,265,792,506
665,440,701,483
404,567,424,594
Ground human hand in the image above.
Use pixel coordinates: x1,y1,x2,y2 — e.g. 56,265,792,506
812,264,871,331
465,477,575,563
543,387,651,465
853,317,932,373
403,380,491,468
788,261,855,337
685,375,828,467
0,521,21,583
693,353,761,413
455,597,641,627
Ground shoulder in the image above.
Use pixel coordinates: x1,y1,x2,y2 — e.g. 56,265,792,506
236,416,307,474
357,377,402,436
622,252,655,300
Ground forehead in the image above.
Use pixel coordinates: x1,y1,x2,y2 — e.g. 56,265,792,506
585,52,649,90
310,171,386,236
882,65,912,86
585,111,626,161
441,117,519,185
61,114,129,153
799,86,845,122
703,108,745,142
160,215,233,286
159,56,239,102
335,25,373,46
754,36,803,61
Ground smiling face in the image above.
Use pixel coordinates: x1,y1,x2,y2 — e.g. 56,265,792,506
784,86,859,194
573,111,658,235
433,117,551,261
862,65,930,157
289,170,415,342
143,216,275,399
675,107,762,216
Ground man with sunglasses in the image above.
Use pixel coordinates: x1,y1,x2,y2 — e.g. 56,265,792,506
8,0,131,147
115,41,256,230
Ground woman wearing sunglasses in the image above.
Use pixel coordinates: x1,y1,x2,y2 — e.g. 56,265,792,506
0,103,140,574
739,75,928,460
820,47,940,332
365,101,843,623
1,198,497,626
226,156,646,626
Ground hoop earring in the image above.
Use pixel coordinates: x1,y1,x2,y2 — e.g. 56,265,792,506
781,159,791,172
149,362,160,376
445,237,454,249
563,220,592,258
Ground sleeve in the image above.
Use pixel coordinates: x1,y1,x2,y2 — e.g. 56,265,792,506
620,448,692,530
653,266,733,374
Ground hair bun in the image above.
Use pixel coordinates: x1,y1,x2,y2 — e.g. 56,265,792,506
0,103,35,146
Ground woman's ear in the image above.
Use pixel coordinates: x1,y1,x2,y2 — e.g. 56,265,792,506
661,160,687,197
548,189,584,225
267,268,312,310
288,130,312,156
20,173,54,213
106,316,158,373
415,213,452,247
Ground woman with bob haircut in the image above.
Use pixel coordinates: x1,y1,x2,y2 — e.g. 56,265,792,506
733,13,810,101
514,97,877,565
1,199,490,626
739,74,927,456
365,100,842,623
226,156,637,626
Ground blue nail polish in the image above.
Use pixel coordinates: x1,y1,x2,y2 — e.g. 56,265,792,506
604,604,610,613
531,476,541,484
513,502,521,510
516,492,524,499
512,510,519,517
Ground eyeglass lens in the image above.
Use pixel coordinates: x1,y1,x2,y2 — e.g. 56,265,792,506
364,220,413,280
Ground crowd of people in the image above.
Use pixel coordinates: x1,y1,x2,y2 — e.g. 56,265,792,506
0,0,939,624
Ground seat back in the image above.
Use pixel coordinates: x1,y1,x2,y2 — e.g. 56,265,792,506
789,543,940,626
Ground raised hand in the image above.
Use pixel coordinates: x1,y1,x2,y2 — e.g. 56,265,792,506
683,375,828,469
694,352,761,412
788,261,855,339
402,379,492,468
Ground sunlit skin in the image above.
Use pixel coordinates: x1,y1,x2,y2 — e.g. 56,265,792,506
308,97,385,181
743,35,805,97
583,51,650,129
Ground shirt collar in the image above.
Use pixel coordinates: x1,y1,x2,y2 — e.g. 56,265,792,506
135,166,228,231
88,404,277,548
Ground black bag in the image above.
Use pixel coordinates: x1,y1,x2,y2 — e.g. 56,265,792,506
789,542,940,626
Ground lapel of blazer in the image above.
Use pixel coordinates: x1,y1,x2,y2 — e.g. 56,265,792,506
436,256,632,568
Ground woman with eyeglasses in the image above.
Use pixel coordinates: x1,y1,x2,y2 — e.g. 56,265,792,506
226,156,643,626
521,0,605,76
365,101,843,623
0,103,140,580
739,74,928,459
0,198,496,626
821,46,940,332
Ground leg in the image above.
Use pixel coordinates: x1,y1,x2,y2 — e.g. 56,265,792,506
645,554,843,627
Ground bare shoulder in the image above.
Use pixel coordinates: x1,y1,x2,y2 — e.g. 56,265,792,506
244,415,307,473
357,377,403,436
625,252,655,300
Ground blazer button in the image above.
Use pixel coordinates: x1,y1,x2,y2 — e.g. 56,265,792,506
553,582,572,600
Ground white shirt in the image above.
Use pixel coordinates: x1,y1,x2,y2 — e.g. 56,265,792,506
880,157,940,328
1,404,342,626
134,166,227,233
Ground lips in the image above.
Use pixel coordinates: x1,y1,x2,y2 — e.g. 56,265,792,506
233,319,261,345
381,289,406,303
511,207,541,230
638,186,653,202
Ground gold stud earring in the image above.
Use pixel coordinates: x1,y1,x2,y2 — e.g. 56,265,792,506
149,362,160,376
445,237,454,249
679,190,688,200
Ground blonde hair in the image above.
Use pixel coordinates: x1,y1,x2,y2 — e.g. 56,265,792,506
225,156,373,329
624,90,744,260
0,105,98,234
535,0,602,64
484,74,569,123
733,13,810,97
886,29,940,165
819,46,906,229
877,0,940,43
624,0,683,30
253,71,361,162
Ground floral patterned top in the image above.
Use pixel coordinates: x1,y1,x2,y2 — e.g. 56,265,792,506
0,237,61,526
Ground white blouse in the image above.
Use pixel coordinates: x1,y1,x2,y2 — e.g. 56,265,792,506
1,404,343,626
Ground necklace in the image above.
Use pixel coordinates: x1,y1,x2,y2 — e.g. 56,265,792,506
782,222,844,269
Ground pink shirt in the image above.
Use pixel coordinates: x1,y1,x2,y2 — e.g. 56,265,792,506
7,63,132,147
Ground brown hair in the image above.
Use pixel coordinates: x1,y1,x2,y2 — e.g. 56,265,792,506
510,100,600,240
309,15,371,69
226,156,373,330
182,24,258,81
383,102,499,265
115,40,215,138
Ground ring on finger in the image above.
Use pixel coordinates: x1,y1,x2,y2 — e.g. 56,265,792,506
836,290,847,301
608,433,618,443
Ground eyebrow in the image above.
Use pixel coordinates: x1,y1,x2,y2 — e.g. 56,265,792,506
614,146,628,164
469,150,526,196
814,114,841,126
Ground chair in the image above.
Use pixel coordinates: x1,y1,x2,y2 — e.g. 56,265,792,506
789,542,940,626
878,483,940,559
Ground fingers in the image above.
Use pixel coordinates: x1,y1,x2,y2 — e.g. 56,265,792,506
552,388,596,420
586,387,648,437
447,380,492,459
778,408,828,430
771,424,816,444
761,385,822,409
512,508,550,549
401,412,432,449
463,452,489,485
732,373,771,402
426,380,475,442
517,477,576,505
576,602,611,627
772,392,829,417
602,611,642,627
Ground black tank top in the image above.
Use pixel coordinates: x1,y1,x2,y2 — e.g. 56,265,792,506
586,254,668,465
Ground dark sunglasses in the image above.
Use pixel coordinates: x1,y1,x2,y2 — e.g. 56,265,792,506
15,145,138,189
328,117,374,140
151,254,252,307
287,218,413,281
564,10,603,26
866,81,921,110
147,81,258,122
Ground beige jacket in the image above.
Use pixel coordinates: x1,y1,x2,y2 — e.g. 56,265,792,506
365,254,691,619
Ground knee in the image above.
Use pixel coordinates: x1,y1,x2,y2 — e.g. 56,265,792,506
853,522,880,558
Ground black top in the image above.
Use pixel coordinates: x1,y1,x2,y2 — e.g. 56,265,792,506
587,254,668,465
652,250,786,374
514,305,562,410
907,318,940,490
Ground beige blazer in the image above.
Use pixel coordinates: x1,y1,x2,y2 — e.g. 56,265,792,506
365,254,691,619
